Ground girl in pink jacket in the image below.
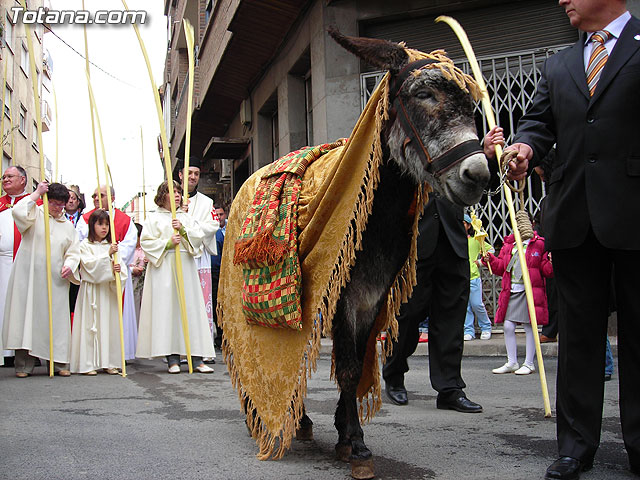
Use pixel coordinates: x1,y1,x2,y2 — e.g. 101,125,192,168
483,222,553,375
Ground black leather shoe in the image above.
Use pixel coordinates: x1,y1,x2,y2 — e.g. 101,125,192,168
604,374,612,382
436,395,482,413
385,384,408,405
545,457,593,479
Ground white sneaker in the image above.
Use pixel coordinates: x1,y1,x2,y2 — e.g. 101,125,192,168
480,331,492,340
464,334,474,341
168,364,181,374
195,364,214,374
514,364,535,375
492,362,519,374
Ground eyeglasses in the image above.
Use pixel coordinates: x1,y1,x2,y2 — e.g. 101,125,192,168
1,174,22,181
91,193,107,199
49,201,66,209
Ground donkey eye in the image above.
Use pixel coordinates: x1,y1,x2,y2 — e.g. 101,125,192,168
415,90,434,101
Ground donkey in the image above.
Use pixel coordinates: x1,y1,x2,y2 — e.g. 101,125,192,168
322,28,490,479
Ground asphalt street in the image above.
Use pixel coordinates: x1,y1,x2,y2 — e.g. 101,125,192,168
0,348,633,480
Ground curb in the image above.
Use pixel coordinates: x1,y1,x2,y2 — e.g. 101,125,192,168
319,334,618,357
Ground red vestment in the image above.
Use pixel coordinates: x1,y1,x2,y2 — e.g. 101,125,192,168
0,193,40,258
82,208,131,242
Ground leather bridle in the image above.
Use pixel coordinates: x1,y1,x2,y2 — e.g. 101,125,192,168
388,59,483,177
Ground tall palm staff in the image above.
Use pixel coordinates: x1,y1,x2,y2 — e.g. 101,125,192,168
181,19,195,210
121,0,193,373
19,0,54,376
82,0,102,208
436,16,552,417
85,74,128,378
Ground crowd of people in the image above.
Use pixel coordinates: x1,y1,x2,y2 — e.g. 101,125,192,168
0,157,228,377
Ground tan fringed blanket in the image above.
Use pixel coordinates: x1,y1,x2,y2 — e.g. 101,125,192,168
218,48,442,460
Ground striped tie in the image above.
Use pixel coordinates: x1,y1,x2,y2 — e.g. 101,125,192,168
586,30,612,96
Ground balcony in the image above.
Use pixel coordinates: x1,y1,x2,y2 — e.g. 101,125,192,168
41,99,52,132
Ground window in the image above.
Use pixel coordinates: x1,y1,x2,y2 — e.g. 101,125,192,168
20,44,29,76
32,122,38,150
19,105,26,136
205,0,215,24
4,85,12,119
5,16,14,52
35,24,42,43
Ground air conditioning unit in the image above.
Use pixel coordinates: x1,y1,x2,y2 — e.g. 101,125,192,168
240,98,251,127
220,159,232,182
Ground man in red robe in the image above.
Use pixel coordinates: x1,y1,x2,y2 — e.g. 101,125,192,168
0,166,31,365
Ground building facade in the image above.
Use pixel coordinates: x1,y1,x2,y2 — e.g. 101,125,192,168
163,0,640,316
1,0,51,191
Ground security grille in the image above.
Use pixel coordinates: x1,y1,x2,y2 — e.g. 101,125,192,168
360,44,571,318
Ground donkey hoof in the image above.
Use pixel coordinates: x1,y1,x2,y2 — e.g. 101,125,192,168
335,443,352,462
296,423,313,441
351,457,375,479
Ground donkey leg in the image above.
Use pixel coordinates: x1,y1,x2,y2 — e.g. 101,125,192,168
332,300,376,479
338,386,375,479
334,394,352,461
296,404,314,441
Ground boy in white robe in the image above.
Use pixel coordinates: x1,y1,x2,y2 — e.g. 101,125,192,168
70,209,128,375
2,182,80,377
136,181,214,374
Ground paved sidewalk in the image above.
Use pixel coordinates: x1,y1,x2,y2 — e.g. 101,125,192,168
320,333,618,357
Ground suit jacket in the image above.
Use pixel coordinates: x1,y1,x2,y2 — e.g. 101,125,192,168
417,194,468,260
513,15,640,250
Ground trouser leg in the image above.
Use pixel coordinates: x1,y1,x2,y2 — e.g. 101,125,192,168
383,257,433,388
14,349,36,374
428,229,469,401
612,248,640,468
604,338,614,376
470,278,492,332
541,277,558,338
553,231,610,462
166,354,180,367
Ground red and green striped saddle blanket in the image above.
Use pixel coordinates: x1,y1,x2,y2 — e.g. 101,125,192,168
233,140,345,330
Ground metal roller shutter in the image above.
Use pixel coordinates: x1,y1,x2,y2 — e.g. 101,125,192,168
361,0,577,66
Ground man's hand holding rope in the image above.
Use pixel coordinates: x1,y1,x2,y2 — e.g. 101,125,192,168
502,143,533,181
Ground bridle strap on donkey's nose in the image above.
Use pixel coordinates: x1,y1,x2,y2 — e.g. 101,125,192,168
390,59,484,177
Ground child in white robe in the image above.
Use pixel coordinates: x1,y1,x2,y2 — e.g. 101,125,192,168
70,209,127,375
136,181,214,374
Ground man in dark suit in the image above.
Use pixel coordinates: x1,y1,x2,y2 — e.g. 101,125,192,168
383,195,482,413
505,1,640,478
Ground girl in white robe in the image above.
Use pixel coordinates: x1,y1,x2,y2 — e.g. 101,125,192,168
70,209,127,375
136,181,214,374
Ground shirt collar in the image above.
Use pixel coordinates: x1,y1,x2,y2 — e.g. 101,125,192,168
9,191,28,202
585,11,631,44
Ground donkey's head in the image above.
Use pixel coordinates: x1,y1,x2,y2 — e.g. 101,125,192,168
329,28,490,206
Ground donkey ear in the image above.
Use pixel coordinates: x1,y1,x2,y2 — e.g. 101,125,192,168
328,26,409,73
